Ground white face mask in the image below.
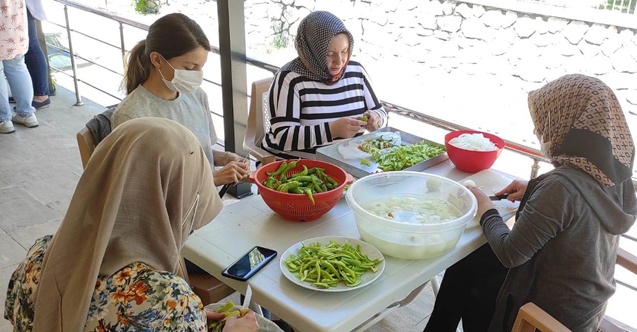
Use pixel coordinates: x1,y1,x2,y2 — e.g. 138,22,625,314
157,56,203,94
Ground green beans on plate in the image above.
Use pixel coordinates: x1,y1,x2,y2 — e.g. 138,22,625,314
283,240,383,289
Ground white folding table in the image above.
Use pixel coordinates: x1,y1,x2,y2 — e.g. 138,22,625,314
182,161,517,332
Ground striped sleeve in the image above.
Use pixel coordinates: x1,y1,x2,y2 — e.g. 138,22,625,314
266,71,333,154
358,63,388,127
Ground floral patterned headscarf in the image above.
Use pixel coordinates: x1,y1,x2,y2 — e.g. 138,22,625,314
280,11,354,84
528,74,634,186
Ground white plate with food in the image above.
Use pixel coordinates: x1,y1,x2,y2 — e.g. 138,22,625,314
337,132,401,160
280,236,385,292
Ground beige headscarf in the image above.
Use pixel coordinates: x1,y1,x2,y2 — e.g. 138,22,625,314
528,74,634,187
32,118,223,331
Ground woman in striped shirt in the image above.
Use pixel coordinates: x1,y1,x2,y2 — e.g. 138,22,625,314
262,11,387,159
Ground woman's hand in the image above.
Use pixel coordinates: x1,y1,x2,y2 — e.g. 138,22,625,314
213,161,249,186
206,310,226,322
362,111,382,131
222,310,260,332
495,179,528,202
205,309,259,332
467,186,496,218
223,152,246,165
329,118,366,139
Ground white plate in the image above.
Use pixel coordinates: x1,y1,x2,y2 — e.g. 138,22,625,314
460,169,520,228
279,236,385,292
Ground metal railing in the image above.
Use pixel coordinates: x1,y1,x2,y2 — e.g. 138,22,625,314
600,0,637,14
49,0,224,118
525,0,636,14
50,0,607,181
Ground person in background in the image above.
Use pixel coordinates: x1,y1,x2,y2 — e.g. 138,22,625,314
0,0,38,134
25,0,51,108
4,118,260,332
262,11,387,159
425,74,637,332
112,13,248,186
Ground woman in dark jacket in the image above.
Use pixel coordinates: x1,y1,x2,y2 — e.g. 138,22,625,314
426,74,637,332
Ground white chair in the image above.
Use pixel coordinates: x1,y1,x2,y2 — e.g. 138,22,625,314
243,78,276,165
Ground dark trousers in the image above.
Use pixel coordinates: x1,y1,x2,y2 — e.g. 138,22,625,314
25,10,50,97
424,244,508,332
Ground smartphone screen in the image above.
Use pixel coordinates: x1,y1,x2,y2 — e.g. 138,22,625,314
222,246,277,281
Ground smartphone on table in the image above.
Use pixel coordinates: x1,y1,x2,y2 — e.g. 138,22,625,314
222,246,277,281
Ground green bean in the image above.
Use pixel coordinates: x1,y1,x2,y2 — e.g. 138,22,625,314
269,161,288,177
283,241,383,289
303,188,315,205
277,181,301,193
281,160,297,175
289,175,313,183
291,165,309,177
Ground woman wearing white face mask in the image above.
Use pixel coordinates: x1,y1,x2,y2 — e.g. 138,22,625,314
112,13,249,186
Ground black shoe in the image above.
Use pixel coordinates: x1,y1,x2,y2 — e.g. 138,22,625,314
8,96,15,103
32,98,51,109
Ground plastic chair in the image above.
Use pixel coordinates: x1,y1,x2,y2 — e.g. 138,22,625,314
244,78,276,165
76,126,95,169
511,302,571,332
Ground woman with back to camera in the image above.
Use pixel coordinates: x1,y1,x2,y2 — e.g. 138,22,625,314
262,11,387,159
112,13,248,186
425,74,637,332
4,118,260,331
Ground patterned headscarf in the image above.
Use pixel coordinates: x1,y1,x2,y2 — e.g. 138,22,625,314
280,11,354,84
32,118,222,331
528,74,634,187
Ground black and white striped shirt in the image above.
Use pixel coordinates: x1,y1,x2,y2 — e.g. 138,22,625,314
262,61,386,159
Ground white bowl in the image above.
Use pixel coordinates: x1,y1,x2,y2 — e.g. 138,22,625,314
346,171,477,259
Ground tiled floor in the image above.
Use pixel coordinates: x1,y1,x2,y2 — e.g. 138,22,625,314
0,86,101,331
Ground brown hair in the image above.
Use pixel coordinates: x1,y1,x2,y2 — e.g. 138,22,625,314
123,13,211,94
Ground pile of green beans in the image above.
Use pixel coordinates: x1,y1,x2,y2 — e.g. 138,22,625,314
262,161,340,205
283,241,383,288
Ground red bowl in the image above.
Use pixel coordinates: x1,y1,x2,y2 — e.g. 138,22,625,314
249,159,352,222
444,130,505,173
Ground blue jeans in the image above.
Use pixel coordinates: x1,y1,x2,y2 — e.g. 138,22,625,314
26,9,49,97
0,55,35,122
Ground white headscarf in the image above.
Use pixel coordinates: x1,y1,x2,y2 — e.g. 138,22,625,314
32,118,222,331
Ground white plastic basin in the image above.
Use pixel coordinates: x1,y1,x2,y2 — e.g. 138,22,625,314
346,171,477,259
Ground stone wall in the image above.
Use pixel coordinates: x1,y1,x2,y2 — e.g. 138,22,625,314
244,0,637,141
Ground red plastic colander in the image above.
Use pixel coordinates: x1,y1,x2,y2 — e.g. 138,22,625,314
250,159,352,222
